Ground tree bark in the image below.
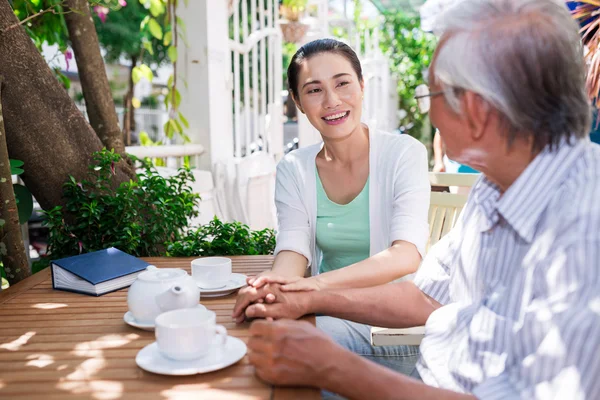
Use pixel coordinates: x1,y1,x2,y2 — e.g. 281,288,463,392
123,56,137,145
0,76,30,285
0,0,132,211
63,0,129,156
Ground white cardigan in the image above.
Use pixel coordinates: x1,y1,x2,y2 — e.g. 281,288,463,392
273,130,431,277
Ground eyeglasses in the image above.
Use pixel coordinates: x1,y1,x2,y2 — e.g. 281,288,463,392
415,84,444,114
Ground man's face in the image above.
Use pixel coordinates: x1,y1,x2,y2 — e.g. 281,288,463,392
428,61,474,164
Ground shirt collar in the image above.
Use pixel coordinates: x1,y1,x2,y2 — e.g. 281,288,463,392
474,137,589,242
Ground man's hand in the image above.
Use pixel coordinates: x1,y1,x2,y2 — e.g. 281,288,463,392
232,283,310,323
232,284,277,324
248,319,344,387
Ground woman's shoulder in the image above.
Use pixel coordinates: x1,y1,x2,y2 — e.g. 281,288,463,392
277,142,322,171
372,130,427,155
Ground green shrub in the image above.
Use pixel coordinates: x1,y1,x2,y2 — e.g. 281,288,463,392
166,217,276,257
43,149,200,259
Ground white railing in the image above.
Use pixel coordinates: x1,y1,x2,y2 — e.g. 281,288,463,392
354,28,399,133
125,144,205,169
76,104,169,143
230,0,284,159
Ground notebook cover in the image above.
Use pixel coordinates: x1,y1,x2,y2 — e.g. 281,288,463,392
50,247,150,286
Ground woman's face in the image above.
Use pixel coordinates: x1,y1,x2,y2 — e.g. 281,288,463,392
293,52,364,140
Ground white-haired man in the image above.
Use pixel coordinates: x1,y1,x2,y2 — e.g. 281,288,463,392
238,0,600,398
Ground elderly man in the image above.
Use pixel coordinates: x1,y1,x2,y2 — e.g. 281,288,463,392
236,0,600,398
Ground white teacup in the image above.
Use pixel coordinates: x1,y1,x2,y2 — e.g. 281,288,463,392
192,257,232,289
155,308,227,361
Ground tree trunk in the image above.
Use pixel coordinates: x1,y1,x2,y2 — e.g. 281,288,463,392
63,0,129,156
123,56,137,145
0,0,132,212
0,77,30,285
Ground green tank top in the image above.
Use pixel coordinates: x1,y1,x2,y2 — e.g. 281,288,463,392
316,170,370,274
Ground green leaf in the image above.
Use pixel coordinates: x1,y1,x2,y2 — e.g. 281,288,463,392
149,0,166,17
179,112,189,129
163,30,172,46
174,119,183,134
0,218,4,228
131,66,143,84
143,41,155,56
168,46,177,63
13,184,33,224
132,64,153,84
9,159,24,169
174,89,182,108
168,119,179,135
140,15,150,30
139,64,154,82
148,18,163,40
167,74,174,88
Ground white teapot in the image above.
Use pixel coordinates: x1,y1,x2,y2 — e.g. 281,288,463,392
127,266,200,324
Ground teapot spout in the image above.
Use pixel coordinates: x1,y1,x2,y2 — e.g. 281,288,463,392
156,285,188,312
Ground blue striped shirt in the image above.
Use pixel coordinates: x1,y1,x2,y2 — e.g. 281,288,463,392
414,138,600,399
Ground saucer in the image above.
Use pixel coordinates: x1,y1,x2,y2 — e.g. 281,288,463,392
124,304,207,331
197,273,247,298
136,335,247,375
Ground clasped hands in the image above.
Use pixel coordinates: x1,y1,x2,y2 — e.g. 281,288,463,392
232,273,320,324
233,274,346,388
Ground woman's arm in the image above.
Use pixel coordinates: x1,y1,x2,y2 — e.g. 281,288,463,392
310,240,420,290
433,130,446,172
252,240,421,292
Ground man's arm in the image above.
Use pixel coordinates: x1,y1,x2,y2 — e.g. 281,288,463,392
326,346,474,400
245,280,442,329
248,319,473,400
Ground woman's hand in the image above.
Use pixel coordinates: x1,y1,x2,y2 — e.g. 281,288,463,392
250,275,323,292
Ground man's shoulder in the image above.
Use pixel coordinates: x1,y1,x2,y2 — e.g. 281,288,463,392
546,143,600,239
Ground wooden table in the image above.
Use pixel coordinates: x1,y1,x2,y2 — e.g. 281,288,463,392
0,256,320,399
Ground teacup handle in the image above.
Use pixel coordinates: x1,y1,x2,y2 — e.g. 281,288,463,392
215,324,228,347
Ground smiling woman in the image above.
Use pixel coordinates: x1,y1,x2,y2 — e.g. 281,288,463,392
233,38,431,377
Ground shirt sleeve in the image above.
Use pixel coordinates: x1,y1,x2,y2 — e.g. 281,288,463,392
273,159,312,267
472,237,600,400
389,140,431,259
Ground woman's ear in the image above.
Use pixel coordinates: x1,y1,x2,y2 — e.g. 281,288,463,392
292,93,304,114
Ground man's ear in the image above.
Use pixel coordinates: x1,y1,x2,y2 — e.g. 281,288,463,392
291,92,304,114
462,91,491,141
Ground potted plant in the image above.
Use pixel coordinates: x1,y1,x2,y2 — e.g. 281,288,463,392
571,1,600,107
280,0,309,43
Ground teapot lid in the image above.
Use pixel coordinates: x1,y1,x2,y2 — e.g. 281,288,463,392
137,266,188,282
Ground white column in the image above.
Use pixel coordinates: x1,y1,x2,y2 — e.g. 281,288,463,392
176,0,233,170
296,0,330,148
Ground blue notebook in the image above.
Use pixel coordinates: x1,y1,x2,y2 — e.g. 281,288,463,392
51,247,150,296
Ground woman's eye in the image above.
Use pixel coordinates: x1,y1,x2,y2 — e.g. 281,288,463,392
307,88,321,94
338,81,350,87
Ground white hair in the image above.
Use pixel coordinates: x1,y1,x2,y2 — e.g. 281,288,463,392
432,0,590,150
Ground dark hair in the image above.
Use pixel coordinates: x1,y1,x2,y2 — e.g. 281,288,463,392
287,38,363,99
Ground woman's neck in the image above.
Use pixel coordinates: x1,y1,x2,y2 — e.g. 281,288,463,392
320,124,369,165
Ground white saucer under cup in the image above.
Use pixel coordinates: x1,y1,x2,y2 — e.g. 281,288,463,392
196,273,247,298
136,336,247,376
192,257,232,289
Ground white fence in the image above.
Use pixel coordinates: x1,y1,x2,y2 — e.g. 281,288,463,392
354,28,399,133
76,104,169,143
229,0,284,160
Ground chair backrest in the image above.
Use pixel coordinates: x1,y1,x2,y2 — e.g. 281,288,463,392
427,173,479,251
